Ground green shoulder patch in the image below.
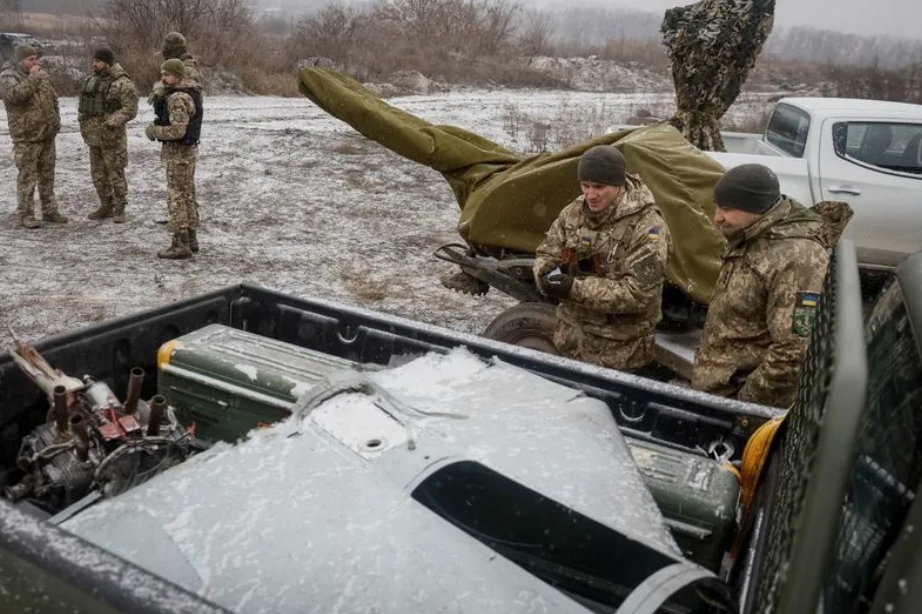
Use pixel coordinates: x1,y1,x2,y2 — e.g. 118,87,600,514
631,250,663,287
792,291,821,337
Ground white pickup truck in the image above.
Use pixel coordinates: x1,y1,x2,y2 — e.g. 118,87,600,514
708,97,922,271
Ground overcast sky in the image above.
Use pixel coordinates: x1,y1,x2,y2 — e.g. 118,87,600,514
532,0,922,39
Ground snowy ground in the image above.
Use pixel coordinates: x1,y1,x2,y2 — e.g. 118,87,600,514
0,86,775,344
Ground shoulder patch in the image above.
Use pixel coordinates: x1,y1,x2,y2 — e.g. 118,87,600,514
793,291,821,337
631,250,663,286
647,227,662,242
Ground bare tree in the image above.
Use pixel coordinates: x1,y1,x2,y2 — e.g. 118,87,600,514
0,0,23,30
101,0,254,68
373,0,520,58
517,10,553,56
294,4,365,61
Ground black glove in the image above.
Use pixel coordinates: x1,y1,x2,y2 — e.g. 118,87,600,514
542,273,573,300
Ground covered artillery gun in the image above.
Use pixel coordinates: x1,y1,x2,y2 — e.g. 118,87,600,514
298,68,733,374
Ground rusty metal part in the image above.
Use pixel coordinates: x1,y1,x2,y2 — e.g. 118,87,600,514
124,367,144,415
7,328,85,396
70,414,90,462
53,385,69,435
147,395,166,436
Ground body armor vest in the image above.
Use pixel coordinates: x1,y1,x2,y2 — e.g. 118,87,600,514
78,74,121,117
154,87,203,145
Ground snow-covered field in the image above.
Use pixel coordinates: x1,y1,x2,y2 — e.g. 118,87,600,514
0,86,773,344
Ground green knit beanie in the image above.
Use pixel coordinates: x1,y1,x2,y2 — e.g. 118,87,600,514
161,32,187,59
713,163,782,214
15,44,37,62
160,59,186,79
577,145,627,186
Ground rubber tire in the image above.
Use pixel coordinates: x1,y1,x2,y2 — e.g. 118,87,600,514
482,302,559,355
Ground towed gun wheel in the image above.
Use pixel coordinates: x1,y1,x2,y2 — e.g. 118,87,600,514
482,302,558,355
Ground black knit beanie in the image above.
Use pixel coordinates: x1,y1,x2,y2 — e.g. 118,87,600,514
713,163,781,214
577,145,627,186
93,48,114,65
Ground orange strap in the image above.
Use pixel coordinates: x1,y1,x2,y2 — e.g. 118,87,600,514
739,415,786,512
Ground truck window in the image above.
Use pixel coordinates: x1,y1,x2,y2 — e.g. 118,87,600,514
832,121,922,176
765,103,810,157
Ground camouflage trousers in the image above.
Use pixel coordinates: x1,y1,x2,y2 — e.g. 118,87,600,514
553,320,655,372
12,138,58,219
161,142,199,233
88,144,128,213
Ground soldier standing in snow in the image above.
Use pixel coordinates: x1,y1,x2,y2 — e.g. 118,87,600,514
78,48,139,223
532,145,672,373
144,59,202,259
0,44,66,229
149,32,204,225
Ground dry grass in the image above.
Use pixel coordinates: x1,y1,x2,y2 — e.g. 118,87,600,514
336,261,390,303
238,71,302,98
9,12,108,36
502,96,628,153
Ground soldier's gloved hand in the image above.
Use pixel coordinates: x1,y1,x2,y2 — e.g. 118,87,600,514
542,273,573,300
104,118,119,129
147,83,166,105
144,124,157,141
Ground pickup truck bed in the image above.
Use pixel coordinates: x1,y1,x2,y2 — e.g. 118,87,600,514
4,242,922,613
0,283,773,612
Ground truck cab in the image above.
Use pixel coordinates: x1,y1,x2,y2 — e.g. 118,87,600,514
709,97,922,271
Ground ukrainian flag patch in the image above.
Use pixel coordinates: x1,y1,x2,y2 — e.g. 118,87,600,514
793,291,821,337
648,228,661,241
799,292,820,307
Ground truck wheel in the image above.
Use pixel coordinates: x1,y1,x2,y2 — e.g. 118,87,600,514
482,302,558,355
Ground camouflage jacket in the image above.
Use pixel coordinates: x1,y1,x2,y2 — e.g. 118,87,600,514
691,198,852,408
78,64,139,148
534,175,671,342
149,85,196,144
179,54,204,92
0,60,60,143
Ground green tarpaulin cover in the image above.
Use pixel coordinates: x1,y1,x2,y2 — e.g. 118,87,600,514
299,68,728,304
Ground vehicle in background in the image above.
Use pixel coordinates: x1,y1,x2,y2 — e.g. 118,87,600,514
0,32,42,63
708,97,922,272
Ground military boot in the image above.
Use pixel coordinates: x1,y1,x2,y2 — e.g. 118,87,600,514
157,230,193,260
43,211,68,224
188,228,200,253
21,217,41,230
111,203,127,224
87,205,114,221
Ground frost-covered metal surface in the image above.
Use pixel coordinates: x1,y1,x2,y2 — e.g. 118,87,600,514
0,500,229,613
62,348,680,613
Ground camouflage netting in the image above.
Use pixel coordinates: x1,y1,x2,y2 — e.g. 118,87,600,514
299,68,727,304
662,0,776,151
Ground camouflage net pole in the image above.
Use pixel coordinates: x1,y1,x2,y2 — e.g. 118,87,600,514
661,0,775,151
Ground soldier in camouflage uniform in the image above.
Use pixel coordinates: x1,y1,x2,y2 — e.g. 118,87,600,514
692,163,852,408
149,32,204,234
144,59,202,259
0,44,66,229
533,146,672,372
78,48,139,223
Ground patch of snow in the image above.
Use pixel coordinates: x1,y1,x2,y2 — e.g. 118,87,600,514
234,364,258,381
0,86,775,347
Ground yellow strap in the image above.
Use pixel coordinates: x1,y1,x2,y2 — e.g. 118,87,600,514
739,415,787,513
